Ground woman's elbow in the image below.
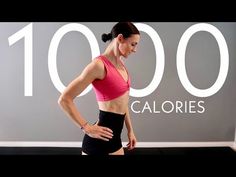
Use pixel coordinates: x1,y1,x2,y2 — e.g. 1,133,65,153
58,95,63,106
58,94,71,107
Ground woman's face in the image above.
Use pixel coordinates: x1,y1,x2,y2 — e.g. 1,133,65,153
118,34,140,58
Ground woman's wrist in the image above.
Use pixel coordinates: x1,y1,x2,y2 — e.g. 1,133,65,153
81,122,89,130
127,129,134,134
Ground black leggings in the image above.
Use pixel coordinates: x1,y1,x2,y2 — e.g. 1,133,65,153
82,110,125,155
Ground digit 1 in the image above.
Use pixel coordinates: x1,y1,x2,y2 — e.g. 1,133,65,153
8,23,33,96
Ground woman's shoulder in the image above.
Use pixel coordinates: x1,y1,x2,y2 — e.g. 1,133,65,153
92,55,111,69
87,56,105,72
92,56,105,66
88,56,105,79
94,55,106,61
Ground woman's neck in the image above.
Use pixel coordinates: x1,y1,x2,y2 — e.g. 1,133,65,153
103,41,121,66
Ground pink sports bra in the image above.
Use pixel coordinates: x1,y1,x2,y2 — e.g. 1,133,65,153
92,55,130,101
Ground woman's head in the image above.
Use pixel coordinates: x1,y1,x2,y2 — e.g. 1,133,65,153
102,22,140,58
102,22,140,42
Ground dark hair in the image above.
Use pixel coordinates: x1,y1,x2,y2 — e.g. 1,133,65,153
101,22,140,43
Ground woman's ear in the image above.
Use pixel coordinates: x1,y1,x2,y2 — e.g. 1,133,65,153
117,34,124,43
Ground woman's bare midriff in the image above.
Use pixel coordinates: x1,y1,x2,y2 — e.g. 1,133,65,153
97,91,129,114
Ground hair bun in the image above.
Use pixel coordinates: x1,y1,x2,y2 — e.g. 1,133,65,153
101,33,112,42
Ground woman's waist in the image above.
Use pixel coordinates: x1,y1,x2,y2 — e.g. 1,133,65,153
98,102,128,115
97,110,125,135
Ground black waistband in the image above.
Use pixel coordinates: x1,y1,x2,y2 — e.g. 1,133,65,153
99,109,126,117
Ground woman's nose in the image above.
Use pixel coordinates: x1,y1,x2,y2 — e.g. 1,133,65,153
132,47,137,53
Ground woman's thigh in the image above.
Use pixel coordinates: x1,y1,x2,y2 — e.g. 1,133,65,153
109,147,124,155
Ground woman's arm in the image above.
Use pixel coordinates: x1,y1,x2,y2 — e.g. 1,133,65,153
58,60,100,128
58,59,113,141
124,106,137,150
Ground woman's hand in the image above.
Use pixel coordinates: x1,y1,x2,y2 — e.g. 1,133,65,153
82,123,113,141
126,131,137,150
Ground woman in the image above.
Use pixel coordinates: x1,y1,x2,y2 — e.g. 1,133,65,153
58,22,140,155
